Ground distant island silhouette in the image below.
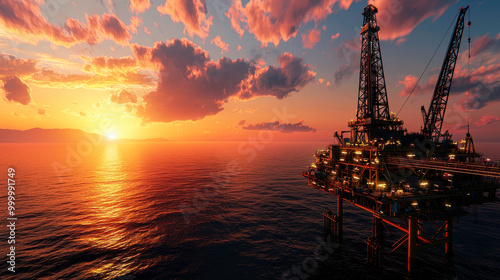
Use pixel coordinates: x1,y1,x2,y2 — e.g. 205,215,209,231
0,128,169,143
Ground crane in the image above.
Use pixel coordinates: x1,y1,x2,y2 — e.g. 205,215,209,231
421,6,469,142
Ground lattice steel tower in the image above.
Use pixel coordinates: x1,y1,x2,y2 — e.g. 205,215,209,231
349,4,403,142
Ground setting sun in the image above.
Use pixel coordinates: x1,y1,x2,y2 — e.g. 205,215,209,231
106,133,116,140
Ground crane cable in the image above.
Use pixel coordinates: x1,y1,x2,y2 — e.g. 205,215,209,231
395,9,461,118
467,9,471,134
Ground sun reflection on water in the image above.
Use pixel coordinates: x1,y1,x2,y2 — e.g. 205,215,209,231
78,144,151,279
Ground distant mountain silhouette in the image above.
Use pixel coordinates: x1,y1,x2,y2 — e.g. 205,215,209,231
0,128,168,143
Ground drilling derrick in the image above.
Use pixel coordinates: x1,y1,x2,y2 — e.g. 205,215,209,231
349,4,403,143
422,6,469,142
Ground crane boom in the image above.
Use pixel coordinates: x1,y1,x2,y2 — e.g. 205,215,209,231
422,6,469,142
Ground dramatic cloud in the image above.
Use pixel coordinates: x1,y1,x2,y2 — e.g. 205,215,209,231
2,76,31,105
226,0,355,46
110,90,138,104
37,108,46,115
94,102,102,109
0,0,131,46
475,114,500,127
240,120,316,133
211,35,229,53
131,38,315,123
302,28,321,50
0,54,37,77
368,0,455,41
237,52,316,100
157,0,213,40
130,0,151,14
98,14,132,44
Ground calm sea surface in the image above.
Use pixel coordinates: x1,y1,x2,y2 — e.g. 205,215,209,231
0,142,499,280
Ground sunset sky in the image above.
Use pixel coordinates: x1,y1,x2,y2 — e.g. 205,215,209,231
1,0,499,142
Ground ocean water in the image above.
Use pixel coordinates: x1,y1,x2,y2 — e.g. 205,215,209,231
0,142,499,280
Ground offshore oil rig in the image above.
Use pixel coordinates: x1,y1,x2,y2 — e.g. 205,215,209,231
302,4,500,273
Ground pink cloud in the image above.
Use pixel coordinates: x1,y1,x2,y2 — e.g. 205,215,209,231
397,74,436,96
0,0,132,46
211,35,230,54
157,0,213,40
475,114,500,127
301,28,321,50
130,0,151,14
330,32,340,41
2,76,31,105
129,16,142,34
0,54,37,77
99,14,132,44
368,0,455,41
82,56,136,73
469,33,500,58
226,0,355,46
131,39,315,123
396,38,407,45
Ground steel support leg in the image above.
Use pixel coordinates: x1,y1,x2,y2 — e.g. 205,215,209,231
408,217,417,273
